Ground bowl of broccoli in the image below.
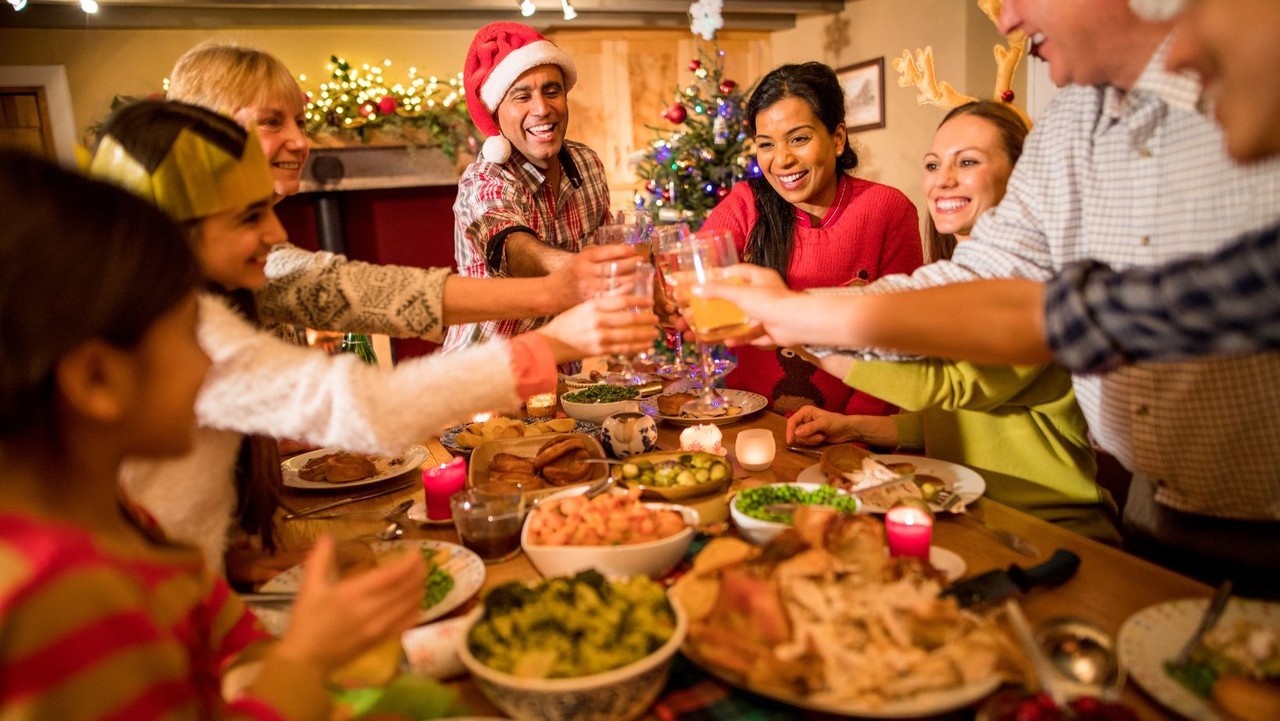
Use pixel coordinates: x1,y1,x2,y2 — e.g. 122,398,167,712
457,571,687,721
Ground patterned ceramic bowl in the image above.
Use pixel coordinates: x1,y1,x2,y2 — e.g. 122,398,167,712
457,599,688,721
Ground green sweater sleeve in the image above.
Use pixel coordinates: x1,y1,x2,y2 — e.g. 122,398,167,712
844,359,1050,413
892,412,925,450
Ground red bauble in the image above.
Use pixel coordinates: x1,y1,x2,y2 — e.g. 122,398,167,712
688,59,702,72
1001,89,1016,103
360,104,376,118
378,95,397,115
716,186,730,199
663,104,688,124
719,79,737,94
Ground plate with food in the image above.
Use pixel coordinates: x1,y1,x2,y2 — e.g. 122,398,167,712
639,389,767,426
796,447,986,514
671,513,1012,718
281,445,429,491
254,540,485,631
613,450,733,501
1119,597,1280,721
438,416,597,456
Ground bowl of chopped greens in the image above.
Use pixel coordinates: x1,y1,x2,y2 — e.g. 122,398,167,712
560,385,641,424
730,482,860,545
457,571,687,721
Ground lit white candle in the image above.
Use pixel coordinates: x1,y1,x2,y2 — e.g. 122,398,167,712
680,423,724,454
734,428,776,471
525,392,557,418
469,412,493,424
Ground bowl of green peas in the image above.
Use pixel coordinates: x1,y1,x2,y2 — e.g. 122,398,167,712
560,385,642,424
730,482,860,545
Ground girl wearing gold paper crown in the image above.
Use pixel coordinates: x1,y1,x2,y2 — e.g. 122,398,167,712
0,150,425,720
91,100,655,575
699,61,924,417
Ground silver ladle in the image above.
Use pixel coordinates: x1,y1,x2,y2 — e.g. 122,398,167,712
1037,616,1125,700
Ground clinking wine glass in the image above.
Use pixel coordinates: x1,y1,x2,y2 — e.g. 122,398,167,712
670,228,761,416
651,223,694,379
597,257,657,386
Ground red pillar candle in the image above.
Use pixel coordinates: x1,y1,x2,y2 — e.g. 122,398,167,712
885,505,933,560
423,457,467,521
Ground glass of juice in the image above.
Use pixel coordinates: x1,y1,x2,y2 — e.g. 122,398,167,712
450,485,525,564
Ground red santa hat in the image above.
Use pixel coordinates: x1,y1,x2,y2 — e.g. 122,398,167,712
464,21,578,163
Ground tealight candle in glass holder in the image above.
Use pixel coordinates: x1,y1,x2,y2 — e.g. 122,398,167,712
734,428,776,471
885,504,934,560
525,392,557,418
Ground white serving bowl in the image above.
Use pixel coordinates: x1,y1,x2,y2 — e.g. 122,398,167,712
559,394,640,425
521,485,698,579
730,482,859,545
457,597,688,721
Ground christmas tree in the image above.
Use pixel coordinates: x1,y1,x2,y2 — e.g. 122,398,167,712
632,47,759,227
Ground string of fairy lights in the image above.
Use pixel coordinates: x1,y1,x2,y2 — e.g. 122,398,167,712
301,56,464,132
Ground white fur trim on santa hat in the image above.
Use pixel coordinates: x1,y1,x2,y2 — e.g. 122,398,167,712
481,135,512,163
479,39,578,113
1129,0,1186,21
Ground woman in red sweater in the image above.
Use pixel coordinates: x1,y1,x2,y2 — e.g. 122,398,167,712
701,62,923,416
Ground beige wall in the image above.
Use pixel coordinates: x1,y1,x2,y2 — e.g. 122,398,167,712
770,0,1027,234
0,27,477,144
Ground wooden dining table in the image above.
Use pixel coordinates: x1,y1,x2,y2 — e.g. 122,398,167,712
275,407,1210,720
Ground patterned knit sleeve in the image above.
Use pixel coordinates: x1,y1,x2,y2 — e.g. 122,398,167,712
874,187,923,276
194,295,525,454
257,243,451,342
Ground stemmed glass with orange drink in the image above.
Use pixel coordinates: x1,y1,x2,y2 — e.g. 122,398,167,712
665,228,761,416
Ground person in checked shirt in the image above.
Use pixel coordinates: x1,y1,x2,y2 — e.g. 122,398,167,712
446,22,625,351
694,0,1280,597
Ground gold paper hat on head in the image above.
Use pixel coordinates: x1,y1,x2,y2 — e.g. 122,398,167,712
90,100,273,222
892,0,1030,126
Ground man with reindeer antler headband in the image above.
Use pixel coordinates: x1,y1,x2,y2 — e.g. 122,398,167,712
694,0,1280,597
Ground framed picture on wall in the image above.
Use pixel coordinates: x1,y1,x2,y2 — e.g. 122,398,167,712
836,57,886,133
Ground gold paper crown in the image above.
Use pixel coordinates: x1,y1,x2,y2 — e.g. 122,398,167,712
892,0,1030,126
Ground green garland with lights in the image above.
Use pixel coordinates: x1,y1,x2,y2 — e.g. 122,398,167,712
303,56,481,160
632,46,757,227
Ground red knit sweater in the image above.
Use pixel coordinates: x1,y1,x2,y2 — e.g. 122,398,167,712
701,174,924,416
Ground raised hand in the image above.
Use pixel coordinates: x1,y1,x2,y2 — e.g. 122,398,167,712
535,294,658,363
547,243,640,311
689,264,799,347
272,536,426,674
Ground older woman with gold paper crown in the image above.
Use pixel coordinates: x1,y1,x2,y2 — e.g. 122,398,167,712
92,100,656,574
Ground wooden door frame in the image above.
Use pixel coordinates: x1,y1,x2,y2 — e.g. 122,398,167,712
0,65,78,167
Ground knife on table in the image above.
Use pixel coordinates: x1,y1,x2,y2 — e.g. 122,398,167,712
282,480,415,520
942,548,1081,609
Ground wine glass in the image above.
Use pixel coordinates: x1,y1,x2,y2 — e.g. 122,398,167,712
669,228,759,416
597,257,656,386
613,208,654,246
651,223,694,379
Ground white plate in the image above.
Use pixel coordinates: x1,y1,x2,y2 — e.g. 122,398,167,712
796,454,986,514
639,389,768,427
1119,597,1280,720
281,445,428,491
689,650,1000,719
254,540,485,631
928,546,966,582
407,500,457,527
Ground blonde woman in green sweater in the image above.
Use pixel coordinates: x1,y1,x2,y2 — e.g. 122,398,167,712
787,101,1119,544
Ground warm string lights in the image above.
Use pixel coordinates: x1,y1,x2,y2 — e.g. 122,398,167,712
301,56,479,158
7,0,97,12
516,0,578,20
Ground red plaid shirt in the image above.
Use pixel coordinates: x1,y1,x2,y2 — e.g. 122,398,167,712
444,140,612,350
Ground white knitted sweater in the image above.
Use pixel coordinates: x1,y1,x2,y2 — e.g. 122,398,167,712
120,295,523,571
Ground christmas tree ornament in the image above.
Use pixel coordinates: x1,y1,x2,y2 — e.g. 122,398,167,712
696,68,709,79
378,95,397,115
685,86,699,97
688,59,702,72
716,186,730,199
663,104,688,124
719,79,737,94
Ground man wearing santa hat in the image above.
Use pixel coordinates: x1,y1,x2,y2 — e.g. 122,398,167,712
445,21,621,351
